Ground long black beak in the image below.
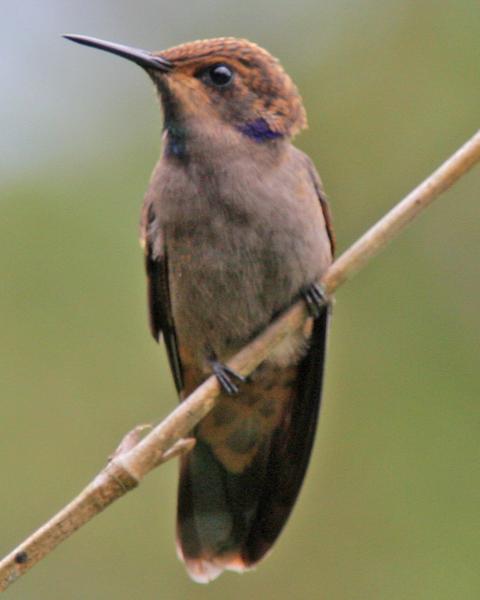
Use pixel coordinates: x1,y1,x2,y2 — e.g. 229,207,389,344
63,34,173,72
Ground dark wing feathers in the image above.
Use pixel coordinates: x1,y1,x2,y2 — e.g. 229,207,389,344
242,310,329,564
141,200,183,392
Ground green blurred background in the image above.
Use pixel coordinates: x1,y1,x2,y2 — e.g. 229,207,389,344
1,1,479,598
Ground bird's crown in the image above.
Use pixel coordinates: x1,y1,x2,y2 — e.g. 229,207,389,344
155,37,307,140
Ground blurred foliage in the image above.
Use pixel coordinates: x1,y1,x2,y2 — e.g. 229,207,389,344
1,1,479,598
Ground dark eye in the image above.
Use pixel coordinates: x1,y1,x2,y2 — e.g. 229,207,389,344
206,64,234,87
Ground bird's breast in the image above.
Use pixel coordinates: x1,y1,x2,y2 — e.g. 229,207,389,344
156,150,331,368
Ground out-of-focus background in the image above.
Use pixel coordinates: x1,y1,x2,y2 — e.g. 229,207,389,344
1,1,479,598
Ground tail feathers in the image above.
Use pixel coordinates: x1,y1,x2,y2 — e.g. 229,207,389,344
176,439,268,582
177,312,329,582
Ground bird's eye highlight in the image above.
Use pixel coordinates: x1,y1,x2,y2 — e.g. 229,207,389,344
205,64,234,87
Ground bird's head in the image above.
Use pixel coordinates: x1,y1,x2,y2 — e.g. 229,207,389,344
64,35,307,157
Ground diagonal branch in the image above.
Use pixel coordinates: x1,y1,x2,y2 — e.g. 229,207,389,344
1,129,479,592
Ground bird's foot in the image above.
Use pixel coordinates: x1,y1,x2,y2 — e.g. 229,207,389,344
302,282,328,318
211,361,247,395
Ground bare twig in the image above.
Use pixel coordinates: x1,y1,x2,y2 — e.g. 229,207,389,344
1,129,479,591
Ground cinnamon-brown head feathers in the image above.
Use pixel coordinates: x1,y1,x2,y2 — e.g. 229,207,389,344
154,37,307,140
64,35,307,141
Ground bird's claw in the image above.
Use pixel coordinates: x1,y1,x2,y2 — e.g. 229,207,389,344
302,283,328,318
211,361,247,395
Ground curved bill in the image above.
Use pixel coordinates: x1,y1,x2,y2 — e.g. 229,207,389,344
63,34,173,72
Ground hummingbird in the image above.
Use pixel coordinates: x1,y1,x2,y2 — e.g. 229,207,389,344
64,34,335,583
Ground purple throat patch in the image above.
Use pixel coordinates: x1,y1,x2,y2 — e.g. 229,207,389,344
238,118,283,142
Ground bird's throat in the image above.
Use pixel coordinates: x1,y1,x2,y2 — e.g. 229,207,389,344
164,121,188,160
163,115,284,163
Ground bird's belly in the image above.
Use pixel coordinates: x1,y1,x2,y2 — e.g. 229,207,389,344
167,224,318,369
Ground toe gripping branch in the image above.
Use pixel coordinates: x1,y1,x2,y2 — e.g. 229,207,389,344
302,282,329,318
211,361,248,395
209,282,328,395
